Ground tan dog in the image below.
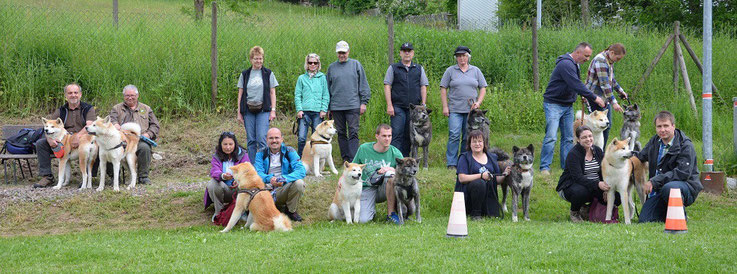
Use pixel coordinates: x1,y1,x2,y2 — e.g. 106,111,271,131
601,137,648,224
328,162,365,224
42,118,98,190
220,162,292,233
85,116,140,192
301,120,338,177
575,109,609,149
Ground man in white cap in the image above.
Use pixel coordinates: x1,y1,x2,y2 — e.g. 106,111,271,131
327,40,371,162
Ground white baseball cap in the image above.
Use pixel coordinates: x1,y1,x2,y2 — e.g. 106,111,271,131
336,40,350,52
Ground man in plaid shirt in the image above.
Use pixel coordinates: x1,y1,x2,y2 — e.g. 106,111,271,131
585,43,628,147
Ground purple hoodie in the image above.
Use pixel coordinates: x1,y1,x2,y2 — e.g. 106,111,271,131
210,147,250,181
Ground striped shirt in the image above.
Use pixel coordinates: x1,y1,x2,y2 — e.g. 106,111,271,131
583,159,600,181
585,51,624,104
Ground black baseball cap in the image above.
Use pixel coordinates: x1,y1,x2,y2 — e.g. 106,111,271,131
400,42,414,51
454,46,471,55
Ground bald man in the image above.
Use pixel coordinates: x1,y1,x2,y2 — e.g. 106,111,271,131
253,128,307,222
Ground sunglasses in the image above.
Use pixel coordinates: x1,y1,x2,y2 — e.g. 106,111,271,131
222,131,235,137
308,62,319,65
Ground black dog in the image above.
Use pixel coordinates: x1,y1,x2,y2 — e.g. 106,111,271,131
409,104,432,169
494,144,535,222
466,99,490,146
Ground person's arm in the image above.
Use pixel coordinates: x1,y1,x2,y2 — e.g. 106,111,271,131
474,69,488,109
420,66,429,105
109,106,121,127
253,152,272,183
383,66,394,116
440,69,451,116
269,87,277,121
564,62,602,106
320,76,330,115
649,142,698,189
145,108,160,140
357,61,371,107
283,149,307,183
237,88,244,123
210,156,224,181
592,59,616,104
294,76,304,114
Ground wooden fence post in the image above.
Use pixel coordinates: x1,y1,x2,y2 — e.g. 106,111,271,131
632,34,675,96
673,21,680,93
387,13,394,66
532,17,539,92
210,1,218,110
195,0,204,20
113,0,118,28
581,0,589,27
673,30,698,114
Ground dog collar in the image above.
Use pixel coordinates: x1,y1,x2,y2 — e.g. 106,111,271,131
310,134,332,144
108,141,127,151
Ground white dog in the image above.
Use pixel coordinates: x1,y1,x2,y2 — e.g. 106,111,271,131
328,162,365,224
85,116,141,192
575,109,610,149
301,120,338,177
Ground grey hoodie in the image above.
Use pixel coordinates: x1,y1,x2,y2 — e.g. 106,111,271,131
326,58,371,111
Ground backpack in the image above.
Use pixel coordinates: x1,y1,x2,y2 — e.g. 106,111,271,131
2,128,44,154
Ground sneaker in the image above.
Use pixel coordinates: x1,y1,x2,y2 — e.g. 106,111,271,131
570,210,583,223
387,212,401,225
540,170,551,176
286,211,303,222
138,177,151,185
33,176,55,188
447,165,456,170
471,215,483,221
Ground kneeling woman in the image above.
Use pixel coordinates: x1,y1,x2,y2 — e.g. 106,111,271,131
205,132,251,222
455,130,510,220
556,125,618,222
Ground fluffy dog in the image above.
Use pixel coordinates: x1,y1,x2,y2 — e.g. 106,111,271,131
85,116,140,192
394,157,421,224
301,120,338,177
409,104,432,169
42,118,98,190
466,100,490,145
221,162,292,232
601,137,648,224
328,162,366,224
575,109,609,149
496,145,535,222
620,104,642,151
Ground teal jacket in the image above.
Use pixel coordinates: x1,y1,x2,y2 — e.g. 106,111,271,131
294,71,329,112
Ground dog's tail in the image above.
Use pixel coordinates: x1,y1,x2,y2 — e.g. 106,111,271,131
489,147,509,161
120,122,142,136
273,213,293,232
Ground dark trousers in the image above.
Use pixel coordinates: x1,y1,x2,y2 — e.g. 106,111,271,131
34,138,54,178
390,106,411,157
297,111,322,158
332,109,360,162
103,142,152,179
639,181,695,223
464,179,501,218
561,183,620,211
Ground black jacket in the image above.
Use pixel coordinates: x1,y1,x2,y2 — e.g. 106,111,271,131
636,129,702,198
556,143,604,192
543,54,598,106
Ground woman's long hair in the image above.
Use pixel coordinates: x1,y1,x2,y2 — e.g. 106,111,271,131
215,131,242,162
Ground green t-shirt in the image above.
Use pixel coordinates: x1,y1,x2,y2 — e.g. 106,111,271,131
352,142,404,187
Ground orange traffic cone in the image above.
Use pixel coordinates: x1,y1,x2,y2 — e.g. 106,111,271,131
664,188,688,234
446,192,468,238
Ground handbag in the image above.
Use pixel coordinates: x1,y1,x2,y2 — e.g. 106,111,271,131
588,197,619,223
247,102,263,114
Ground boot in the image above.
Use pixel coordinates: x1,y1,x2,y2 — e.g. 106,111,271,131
570,210,583,223
33,175,55,188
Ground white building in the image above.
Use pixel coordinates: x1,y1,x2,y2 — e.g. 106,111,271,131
458,0,498,31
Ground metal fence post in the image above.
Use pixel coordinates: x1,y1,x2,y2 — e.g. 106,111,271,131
703,0,713,171
210,1,218,110
113,0,118,28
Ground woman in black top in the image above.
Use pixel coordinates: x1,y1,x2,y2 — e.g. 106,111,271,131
556,125,618,222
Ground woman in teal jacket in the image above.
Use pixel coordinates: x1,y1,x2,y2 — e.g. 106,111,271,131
295,53,330,157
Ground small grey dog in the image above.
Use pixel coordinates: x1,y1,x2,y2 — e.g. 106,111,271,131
620,104,642,151
409,104,432,169
394,157,421,224
494,144,535,222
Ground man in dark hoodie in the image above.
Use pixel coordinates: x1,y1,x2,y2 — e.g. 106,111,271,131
540,42,605,175
636,111,702,223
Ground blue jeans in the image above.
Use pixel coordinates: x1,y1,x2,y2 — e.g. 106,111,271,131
639,181,695,223
589,102,613,150
297,111,322,158
540,102,574,171
244,111,270,162
390,107,410,157
446,112,468,167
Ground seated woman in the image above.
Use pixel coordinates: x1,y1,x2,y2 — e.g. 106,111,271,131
455,130,510,220
205,132,250,222
556,125,619,222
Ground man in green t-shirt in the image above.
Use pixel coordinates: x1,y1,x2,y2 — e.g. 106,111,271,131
352,124,404,224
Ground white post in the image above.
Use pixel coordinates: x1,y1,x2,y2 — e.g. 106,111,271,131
536,0,541,29
703,0,713,171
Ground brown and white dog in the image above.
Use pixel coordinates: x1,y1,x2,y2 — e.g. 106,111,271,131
42,118,98,190
301,120,338,177
601,137,648,224
221,162,292,232
575,109,609,149
85,116,140,192
328,162,365,224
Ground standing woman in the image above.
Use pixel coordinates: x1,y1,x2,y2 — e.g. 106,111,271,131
455,130,510,220
585,43,628,147
440,46,488,169
237,46,279,161
205,132,250,222
295,53,330,157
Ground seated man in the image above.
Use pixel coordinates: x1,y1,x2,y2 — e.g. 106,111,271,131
34,83,96,188
353,124,403,224
636,111,702,222
109,84,160,185
254,128,306,222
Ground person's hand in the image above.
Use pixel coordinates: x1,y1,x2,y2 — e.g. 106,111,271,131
273,180,284,187
594,97,606,108
70,134,80,149
471,101,480,110
644,181,653,195
237,113,244,124
47,138,58,148
222,173,233,180
386,105,395,116
620,91,628,101
319,111,326,119
270,176,278,185
613,102,624,113
503,166,511,176
114,124,121,130
269,110,276,121
297,111,304,119
442,106,449,117
480,171,491,181
359,104,367,115
598,181,610,191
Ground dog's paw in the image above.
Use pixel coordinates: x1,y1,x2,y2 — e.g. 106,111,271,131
512,216,518,222
416,217,422,223
96,187,104,192
315,173,323,177
52,185,62,190
502,205,508,212
126,185,134,190
331,169,339,174
113,187,120,192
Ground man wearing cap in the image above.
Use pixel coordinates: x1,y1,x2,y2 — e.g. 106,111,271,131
383,42,429,156
327,40,371,162
539,42,605,175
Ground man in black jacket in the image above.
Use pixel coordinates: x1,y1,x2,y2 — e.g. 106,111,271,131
636,111,702,222
540,42,605,175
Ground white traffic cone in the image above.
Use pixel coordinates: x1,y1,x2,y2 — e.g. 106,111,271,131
446,192,468,238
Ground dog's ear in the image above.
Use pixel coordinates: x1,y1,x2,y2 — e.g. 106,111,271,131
633,103,638,110
481,110,488,115
603,109,609,115
103,116,111,124
426,108,432,114
42,117,48,123
56,118,63,125
513,146,520,153
410,104,416,110
344,161,350,168
527,144,534,153
611,137,619,144
358,164,366,169
396,158,404,165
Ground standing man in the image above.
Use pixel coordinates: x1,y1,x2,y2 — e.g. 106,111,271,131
254,128,306,222
327,40,371,162
110,84,160,185
585,43,629,147
636,111,702,223
383,42,429,156
353,124,404,224
540,42,605,175
34,83,97,188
